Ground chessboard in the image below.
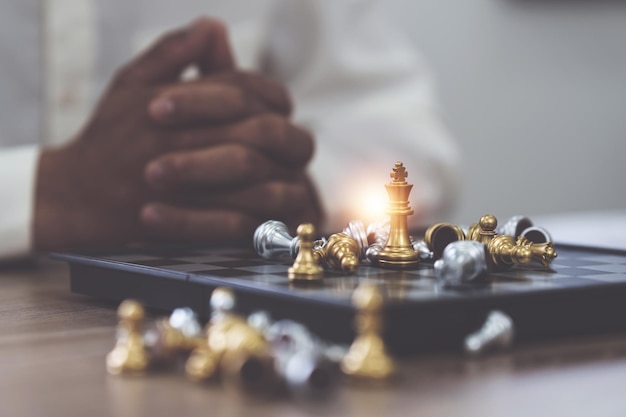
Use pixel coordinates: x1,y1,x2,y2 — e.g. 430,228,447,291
52,243,626,355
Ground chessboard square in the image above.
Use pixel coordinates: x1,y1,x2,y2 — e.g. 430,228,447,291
552,277,605,287
581,273,626,283
552,267,609,277
235,274,288,285
579,254,626,264
106,254,163,262
176,255,241,263
164,263,228,272
238,264,290,274
133,259,189,267
194,269,260,278
551,258,605,267
210,260,269,268
580,264,626,274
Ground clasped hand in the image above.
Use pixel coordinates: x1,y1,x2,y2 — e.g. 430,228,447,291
35,18,322,251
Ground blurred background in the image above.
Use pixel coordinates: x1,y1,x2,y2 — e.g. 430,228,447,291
383,0,626,226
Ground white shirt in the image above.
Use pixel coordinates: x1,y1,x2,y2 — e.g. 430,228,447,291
0,0,460,259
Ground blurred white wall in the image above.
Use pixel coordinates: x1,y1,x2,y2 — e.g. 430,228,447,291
382,0,626,225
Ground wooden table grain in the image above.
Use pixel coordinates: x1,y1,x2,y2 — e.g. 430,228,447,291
2,259,626,417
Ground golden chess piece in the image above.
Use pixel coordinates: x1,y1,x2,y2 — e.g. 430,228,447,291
185,343,220,382
321,232,360,273
207,288,276,393
106,299,150,375
516,236,558,268
378,162,420,269
288,223,324,281
424,222,467,260
486,234,533,270
468,214,498,246
341,283,395,381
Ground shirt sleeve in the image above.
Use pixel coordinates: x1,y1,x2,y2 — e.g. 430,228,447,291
0,145,39,259
262,0,461,232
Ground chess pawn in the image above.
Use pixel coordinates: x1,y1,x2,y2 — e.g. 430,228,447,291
378,162,420,269
468,214,498,246
464,311,515,356
254,220,300,261
322,232,360,273
341,283,395,381
434,240,489,285
289,224,324,281
424,222,467,260
106,299,150,375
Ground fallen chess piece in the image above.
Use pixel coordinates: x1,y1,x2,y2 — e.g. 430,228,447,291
186,287,277,394
464,310,515,356
434,240,489,285
497,215,553,244
321,232,360,273
144,307,204,363
424,222,467,260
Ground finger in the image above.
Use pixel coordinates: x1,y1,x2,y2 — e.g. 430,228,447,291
148,82,268,124
144,144,290,189
140,203,258,242
114,17,234,86
166,114,314,167
180,181,312,218
149,72,292,124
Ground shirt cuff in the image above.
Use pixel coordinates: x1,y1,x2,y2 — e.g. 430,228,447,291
0,145,39,259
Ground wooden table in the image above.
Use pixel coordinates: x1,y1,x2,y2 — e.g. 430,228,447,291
2,259,626,417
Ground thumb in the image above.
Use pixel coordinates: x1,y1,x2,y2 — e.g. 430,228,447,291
113,17,235,86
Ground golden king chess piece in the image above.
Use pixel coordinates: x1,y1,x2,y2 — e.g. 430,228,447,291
289,223,324,281
341,283,395,381
378,162,420,268
106,299,150,375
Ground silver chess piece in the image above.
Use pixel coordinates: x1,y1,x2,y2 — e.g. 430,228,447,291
464,310,515,356
249,313,338,398
254,220,300,261
254,220,327,261
434,240,488,285
168,307,203,338
364,220,389,264
520,226,552,244
497,215,534,239
412,240,434,261
343,220,369,259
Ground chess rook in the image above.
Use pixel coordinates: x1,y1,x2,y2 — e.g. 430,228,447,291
464,310,515,356
377,162,420,269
